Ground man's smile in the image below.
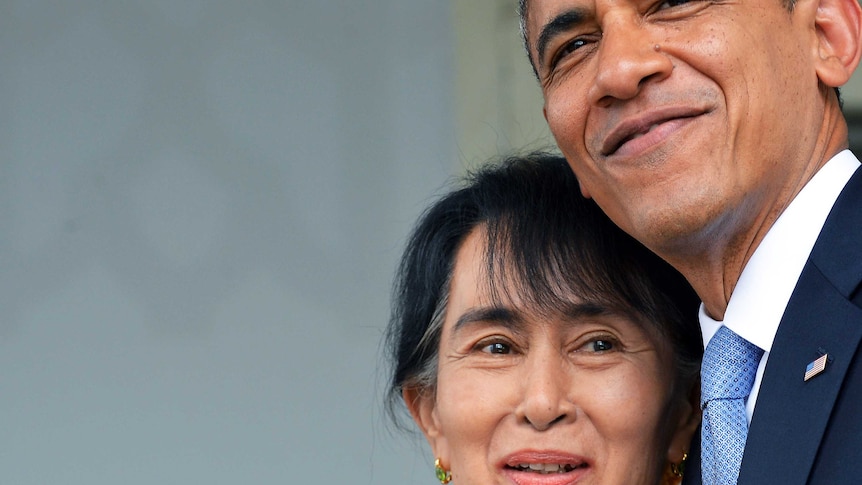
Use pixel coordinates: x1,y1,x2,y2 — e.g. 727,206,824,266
599,106,708,158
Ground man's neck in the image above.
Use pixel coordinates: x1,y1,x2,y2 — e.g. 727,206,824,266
669,226,763,322
679,166,847,320
670,101,849,320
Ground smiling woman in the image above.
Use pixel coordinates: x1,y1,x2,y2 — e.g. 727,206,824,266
384,153,703,485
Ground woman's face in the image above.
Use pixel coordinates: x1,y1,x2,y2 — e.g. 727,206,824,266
406,228,697,485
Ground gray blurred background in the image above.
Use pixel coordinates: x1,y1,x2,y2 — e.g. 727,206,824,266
2,1,861,484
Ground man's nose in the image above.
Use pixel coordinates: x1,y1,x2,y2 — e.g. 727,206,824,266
588,14,673,106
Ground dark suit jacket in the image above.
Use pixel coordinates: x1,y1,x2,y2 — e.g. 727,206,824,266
683,165,862,485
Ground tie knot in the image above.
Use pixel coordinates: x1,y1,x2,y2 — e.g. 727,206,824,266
701,326,764,408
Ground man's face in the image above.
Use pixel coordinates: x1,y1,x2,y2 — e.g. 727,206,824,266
525,0,827,254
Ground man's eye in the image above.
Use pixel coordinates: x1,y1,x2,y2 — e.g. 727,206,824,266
551,38,588,68
482,342,512,354
658,0,694,9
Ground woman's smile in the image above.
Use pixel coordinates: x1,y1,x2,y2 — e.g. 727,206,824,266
500,449,591,485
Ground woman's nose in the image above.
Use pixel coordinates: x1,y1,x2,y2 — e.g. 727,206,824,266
515,354,577,431
587,15,673,106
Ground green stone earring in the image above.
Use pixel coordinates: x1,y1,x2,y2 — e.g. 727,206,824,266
435,458,452,484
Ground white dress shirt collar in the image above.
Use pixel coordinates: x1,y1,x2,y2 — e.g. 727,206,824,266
700,150,860,351
699,150,860,421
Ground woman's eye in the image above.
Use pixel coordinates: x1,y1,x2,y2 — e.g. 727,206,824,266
590,339,614,352
575,337,618,353
481,342,512,354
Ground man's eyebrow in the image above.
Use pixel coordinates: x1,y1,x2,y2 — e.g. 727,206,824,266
536,9,587,68
452,306,521,334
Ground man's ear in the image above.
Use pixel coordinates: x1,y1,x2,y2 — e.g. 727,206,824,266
403,387,450,468
811,0,862,87
666,381,702,466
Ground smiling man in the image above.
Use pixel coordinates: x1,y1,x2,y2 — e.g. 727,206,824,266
519,0,862,483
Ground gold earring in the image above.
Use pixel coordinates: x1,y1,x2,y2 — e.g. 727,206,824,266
435,458,452,484
670,452,688,478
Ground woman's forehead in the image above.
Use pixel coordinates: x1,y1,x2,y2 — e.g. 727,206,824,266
452,222,631,317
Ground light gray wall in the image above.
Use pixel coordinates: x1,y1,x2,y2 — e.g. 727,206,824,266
1,1,453,483
7,1,861,484
453,0,553,167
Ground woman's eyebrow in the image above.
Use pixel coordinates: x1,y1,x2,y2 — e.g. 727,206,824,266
560,301,610,320
451,301,610,335
536,9,588,67
452,306,522,334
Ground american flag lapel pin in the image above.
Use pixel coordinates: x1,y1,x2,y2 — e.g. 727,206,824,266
804,353,829,381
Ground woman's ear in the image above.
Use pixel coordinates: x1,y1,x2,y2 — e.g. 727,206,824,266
403,387,450,468
811,0,862,87
666,380,702,465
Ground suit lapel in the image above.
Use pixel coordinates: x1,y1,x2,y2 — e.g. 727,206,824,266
737,273,862,485
737,165,862,484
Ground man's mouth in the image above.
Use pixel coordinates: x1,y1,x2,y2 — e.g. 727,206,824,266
600,108,705,157
602,119,677,157
626,123,662,142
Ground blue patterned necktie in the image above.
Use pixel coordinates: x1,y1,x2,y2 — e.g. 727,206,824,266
700,326,764,485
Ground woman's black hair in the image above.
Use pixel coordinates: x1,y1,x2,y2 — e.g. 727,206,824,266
384,152,702,427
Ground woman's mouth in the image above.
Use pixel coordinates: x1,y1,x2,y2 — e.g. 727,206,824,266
500,450,591,484
509,463,584,474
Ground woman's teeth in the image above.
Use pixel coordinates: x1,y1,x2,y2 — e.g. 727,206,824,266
514,463,577,474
